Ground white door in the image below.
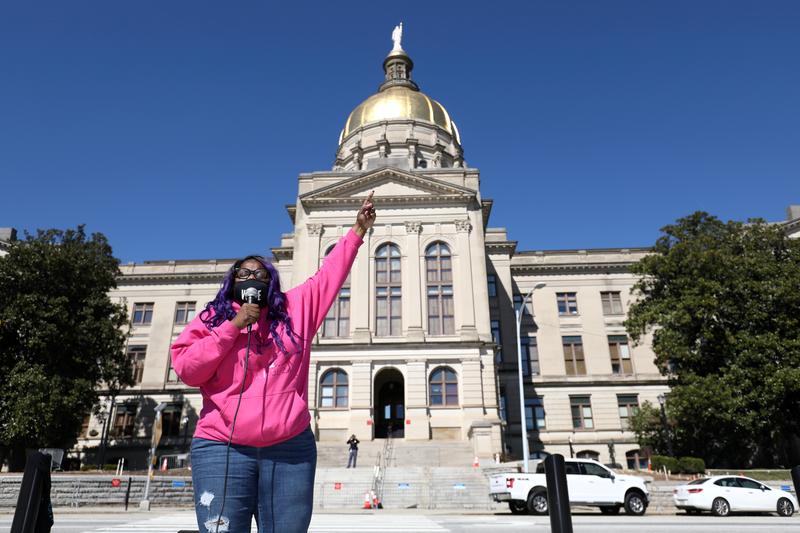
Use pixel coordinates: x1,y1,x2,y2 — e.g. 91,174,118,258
713,478,743,510
736,478,775,511
579,462,615,503
565,461,588,503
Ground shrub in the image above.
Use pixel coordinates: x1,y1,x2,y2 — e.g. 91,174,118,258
678,457,706,474
650,455,679,473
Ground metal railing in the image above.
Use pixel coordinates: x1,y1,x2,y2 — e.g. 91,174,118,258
370,431,394,507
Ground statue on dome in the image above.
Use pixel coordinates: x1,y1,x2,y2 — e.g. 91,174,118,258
391,23,403,52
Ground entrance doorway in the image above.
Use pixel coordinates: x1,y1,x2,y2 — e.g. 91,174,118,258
374,368,404,439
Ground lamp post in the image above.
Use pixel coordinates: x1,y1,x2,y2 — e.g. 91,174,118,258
657,393,674,457
516,282,546,473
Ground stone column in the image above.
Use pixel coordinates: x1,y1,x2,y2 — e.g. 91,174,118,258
350,361,373,440
352,228,372,343
306,223,324,269
404,221,425,342
455,219,479,340
405,359,429,440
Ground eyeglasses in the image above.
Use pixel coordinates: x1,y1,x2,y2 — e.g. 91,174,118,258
234,267,270,280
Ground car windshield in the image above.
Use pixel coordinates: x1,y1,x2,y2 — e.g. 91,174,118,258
687,478,709,485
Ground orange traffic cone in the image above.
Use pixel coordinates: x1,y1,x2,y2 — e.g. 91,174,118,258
472,456,480,468
362,491,372,509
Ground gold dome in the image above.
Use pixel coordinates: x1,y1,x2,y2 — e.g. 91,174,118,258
342,85,454,138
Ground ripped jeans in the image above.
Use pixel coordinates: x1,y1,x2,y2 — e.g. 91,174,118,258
190,427,316,533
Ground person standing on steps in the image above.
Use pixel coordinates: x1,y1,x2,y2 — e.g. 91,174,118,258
346,434,360,468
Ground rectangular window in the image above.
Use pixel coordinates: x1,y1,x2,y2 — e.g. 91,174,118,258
601,291,623,315
166,357,180,384
323,287,351,337
487,274,498,298
523,336,540,375
608,335,633,374
525,397,546,431
570,396,593,430
514,293,534,317
499,389,507,422
128,345,146,385
556,292,578,315
562,336,586,375
174,301,196,325
491,320,502,363
112,402,138,438
617,394,639,430
160,403,183,438
376,286,402,336
520,336,539,376
132,303,154,325
427,285,454,335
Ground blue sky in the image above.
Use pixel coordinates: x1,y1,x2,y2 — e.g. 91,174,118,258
1,1,798,262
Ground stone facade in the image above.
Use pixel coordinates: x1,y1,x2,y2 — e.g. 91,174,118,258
16,39,797,471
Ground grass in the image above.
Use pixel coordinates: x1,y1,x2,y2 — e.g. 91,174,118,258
707,469,792,481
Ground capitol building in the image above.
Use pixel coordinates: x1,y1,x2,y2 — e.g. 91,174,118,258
38,33,794,470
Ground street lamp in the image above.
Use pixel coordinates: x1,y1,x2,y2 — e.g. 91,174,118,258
657,393,674,457
516,282,546,473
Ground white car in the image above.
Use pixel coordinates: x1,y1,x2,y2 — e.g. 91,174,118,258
673,475,797,517
489,458,650,515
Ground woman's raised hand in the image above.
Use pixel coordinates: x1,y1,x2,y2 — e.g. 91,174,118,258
353,191,376,238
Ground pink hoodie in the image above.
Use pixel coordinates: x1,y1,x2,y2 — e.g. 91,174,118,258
171,229,363,447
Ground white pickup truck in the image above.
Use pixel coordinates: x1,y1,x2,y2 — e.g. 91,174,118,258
489,458,650,515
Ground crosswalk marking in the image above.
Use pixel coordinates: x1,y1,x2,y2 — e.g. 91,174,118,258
87,511,447,532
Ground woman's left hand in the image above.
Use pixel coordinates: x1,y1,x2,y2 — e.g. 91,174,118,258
352,191,376,238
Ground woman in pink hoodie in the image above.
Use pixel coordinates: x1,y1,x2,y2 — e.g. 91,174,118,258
171,193,375,533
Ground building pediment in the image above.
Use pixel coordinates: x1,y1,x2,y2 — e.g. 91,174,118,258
299,167,477,209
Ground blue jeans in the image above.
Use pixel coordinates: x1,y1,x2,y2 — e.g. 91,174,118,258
190,427,316,533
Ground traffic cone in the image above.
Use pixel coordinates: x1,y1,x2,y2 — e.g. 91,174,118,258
362,491,372,509
472,456,480,468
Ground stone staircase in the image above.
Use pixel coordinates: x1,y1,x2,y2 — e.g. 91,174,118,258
312,439,500,510
315,439,477,469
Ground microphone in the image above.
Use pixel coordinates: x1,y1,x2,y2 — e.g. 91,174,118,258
244,287,259,332
244,287,259,304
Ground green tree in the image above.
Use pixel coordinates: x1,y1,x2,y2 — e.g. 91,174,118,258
627,401,669,455
0,226,132,470
625,212,800,467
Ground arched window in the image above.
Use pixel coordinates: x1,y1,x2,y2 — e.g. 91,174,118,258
425,242,454,335
626,449,649,470
429,367,458,406
576,450,600,461
375,243,401,336
322,245,350,337
319,369,348,408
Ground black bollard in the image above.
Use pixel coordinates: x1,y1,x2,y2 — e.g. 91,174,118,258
792,466,800,500
10,451,53,533
544,454,573,533
124,477,132,511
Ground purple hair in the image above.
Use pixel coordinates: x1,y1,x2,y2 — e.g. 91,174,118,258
200,255,300,355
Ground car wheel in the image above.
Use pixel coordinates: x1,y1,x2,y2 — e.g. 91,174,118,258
600,505,621,515
527,490,549,515
777,497,794,517
712,497,730,517
624,491,646,516
508,501,528,515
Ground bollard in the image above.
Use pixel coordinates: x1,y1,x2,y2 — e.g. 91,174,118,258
124,477,133,511
792,466,800,499
544,454,573,533
11,451,53,533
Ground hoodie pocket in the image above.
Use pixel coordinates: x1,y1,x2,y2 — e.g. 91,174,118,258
220,389,305,442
